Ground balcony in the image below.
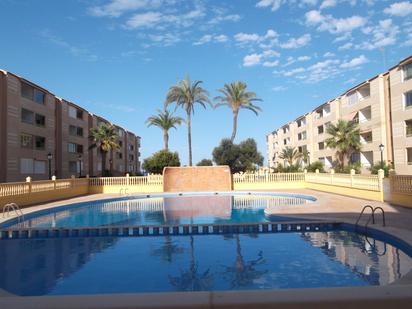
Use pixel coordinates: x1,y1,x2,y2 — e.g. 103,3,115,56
406,120,412,137
360,131,373,145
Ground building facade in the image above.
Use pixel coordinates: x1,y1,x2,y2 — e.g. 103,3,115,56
267,55,412,175
0,70,141,182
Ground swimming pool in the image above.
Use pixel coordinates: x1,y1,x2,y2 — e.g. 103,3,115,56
2,192,316,229
1,192,411,297
1,227,411,296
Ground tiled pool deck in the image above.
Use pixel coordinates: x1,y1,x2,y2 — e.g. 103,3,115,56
1,189,412,308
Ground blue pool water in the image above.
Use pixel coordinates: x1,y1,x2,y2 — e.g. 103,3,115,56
4,193,315,229
0,230,411,296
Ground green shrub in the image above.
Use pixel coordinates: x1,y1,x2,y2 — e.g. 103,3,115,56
196,159,213,166
334,162,362,174
369,162,392,177
142,150,180,174
306,161,325,173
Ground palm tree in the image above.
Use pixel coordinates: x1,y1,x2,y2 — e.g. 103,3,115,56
165,77,211,166
215,81,262,142
279,146,302,167
325,120,361,168
145,109,184,151
89,123,120,176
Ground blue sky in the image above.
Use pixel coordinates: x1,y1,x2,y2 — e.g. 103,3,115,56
1,0,412,165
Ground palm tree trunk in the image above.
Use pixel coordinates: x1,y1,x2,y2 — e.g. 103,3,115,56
187,111,192,166
101,150,106,176
164,129,169,151
230,110,239,143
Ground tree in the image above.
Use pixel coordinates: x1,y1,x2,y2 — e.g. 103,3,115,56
165,76,211,166
325,120,361,168
278,147,302,167
89,123,119,176
142,150,180,174
196,159,213,166
238,138,264,171
212,138,263,173
145,109,184,150
215,81,262,142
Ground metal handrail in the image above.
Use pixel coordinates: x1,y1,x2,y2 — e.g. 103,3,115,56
356,205,386,230
2,203,24,222
355,205,374,226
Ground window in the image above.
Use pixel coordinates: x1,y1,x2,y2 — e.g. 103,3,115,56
318,142,325,150
21,108,34,124
20,158,45,174
405,90,412,109
284,139,287,145
408,148,412,165
404,62,412,81
297,118,306,127
68,106,77,119
68,143,83,153
318,125,324,134
68,143,77,153
406,120,412,137
20,158,33,174
35,114,45,127
35,136,45,150
76,109,83,119
69,125,84,137
21,82,45,104
34,161,46,174
69,161,77,173
129,154,134,161
117,152,123,159
21,83,33,100
20,134,33,149
119,141,123,147
347,91,358,106
351,152,361,163
128,144,134,151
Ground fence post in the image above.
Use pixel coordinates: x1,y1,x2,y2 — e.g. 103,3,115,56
378,169,384,198
26,176,32,194
126,173,130,188
350,169,355,188
265,171,268,183
52,175,56,190
330,169,335,185
71,175,75,188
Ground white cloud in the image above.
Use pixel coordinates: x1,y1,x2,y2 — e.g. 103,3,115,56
384,1,412,17
320,0,337,9
125,12,162,29
89,0,165,17
148,33,181,46
193,34,228,45
243,49,280,67
338,42,353,50
305,10,366,34
283,55,311,66
208,14,241,25
272,85,288,91
243,53,262,67
323,52,335,57
256,0,284,11
234,32,261,42
263,60,280,67
359,19,400,50
279,33,311,48
340,55,368,68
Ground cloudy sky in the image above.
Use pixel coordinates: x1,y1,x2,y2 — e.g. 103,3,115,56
1,0,411,165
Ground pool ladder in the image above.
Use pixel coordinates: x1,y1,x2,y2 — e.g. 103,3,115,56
2,203,25,223
355,205,386,229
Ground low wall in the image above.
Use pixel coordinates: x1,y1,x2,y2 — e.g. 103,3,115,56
0,179,89,208
163,166,232,192
306,182,383,202
234,181,306,190
389,174,412,208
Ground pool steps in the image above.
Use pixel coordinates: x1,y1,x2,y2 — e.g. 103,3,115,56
0,221,340,240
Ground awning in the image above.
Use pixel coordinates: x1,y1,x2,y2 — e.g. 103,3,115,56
345,111,358,120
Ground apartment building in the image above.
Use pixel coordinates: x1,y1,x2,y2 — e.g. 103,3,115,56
0,70,141,182
267,55,411,174
388,57,412,174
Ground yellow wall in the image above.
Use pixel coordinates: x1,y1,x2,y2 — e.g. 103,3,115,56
389,193,412,208
234,182,306,191
306,182,384,202
88,185,163,194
